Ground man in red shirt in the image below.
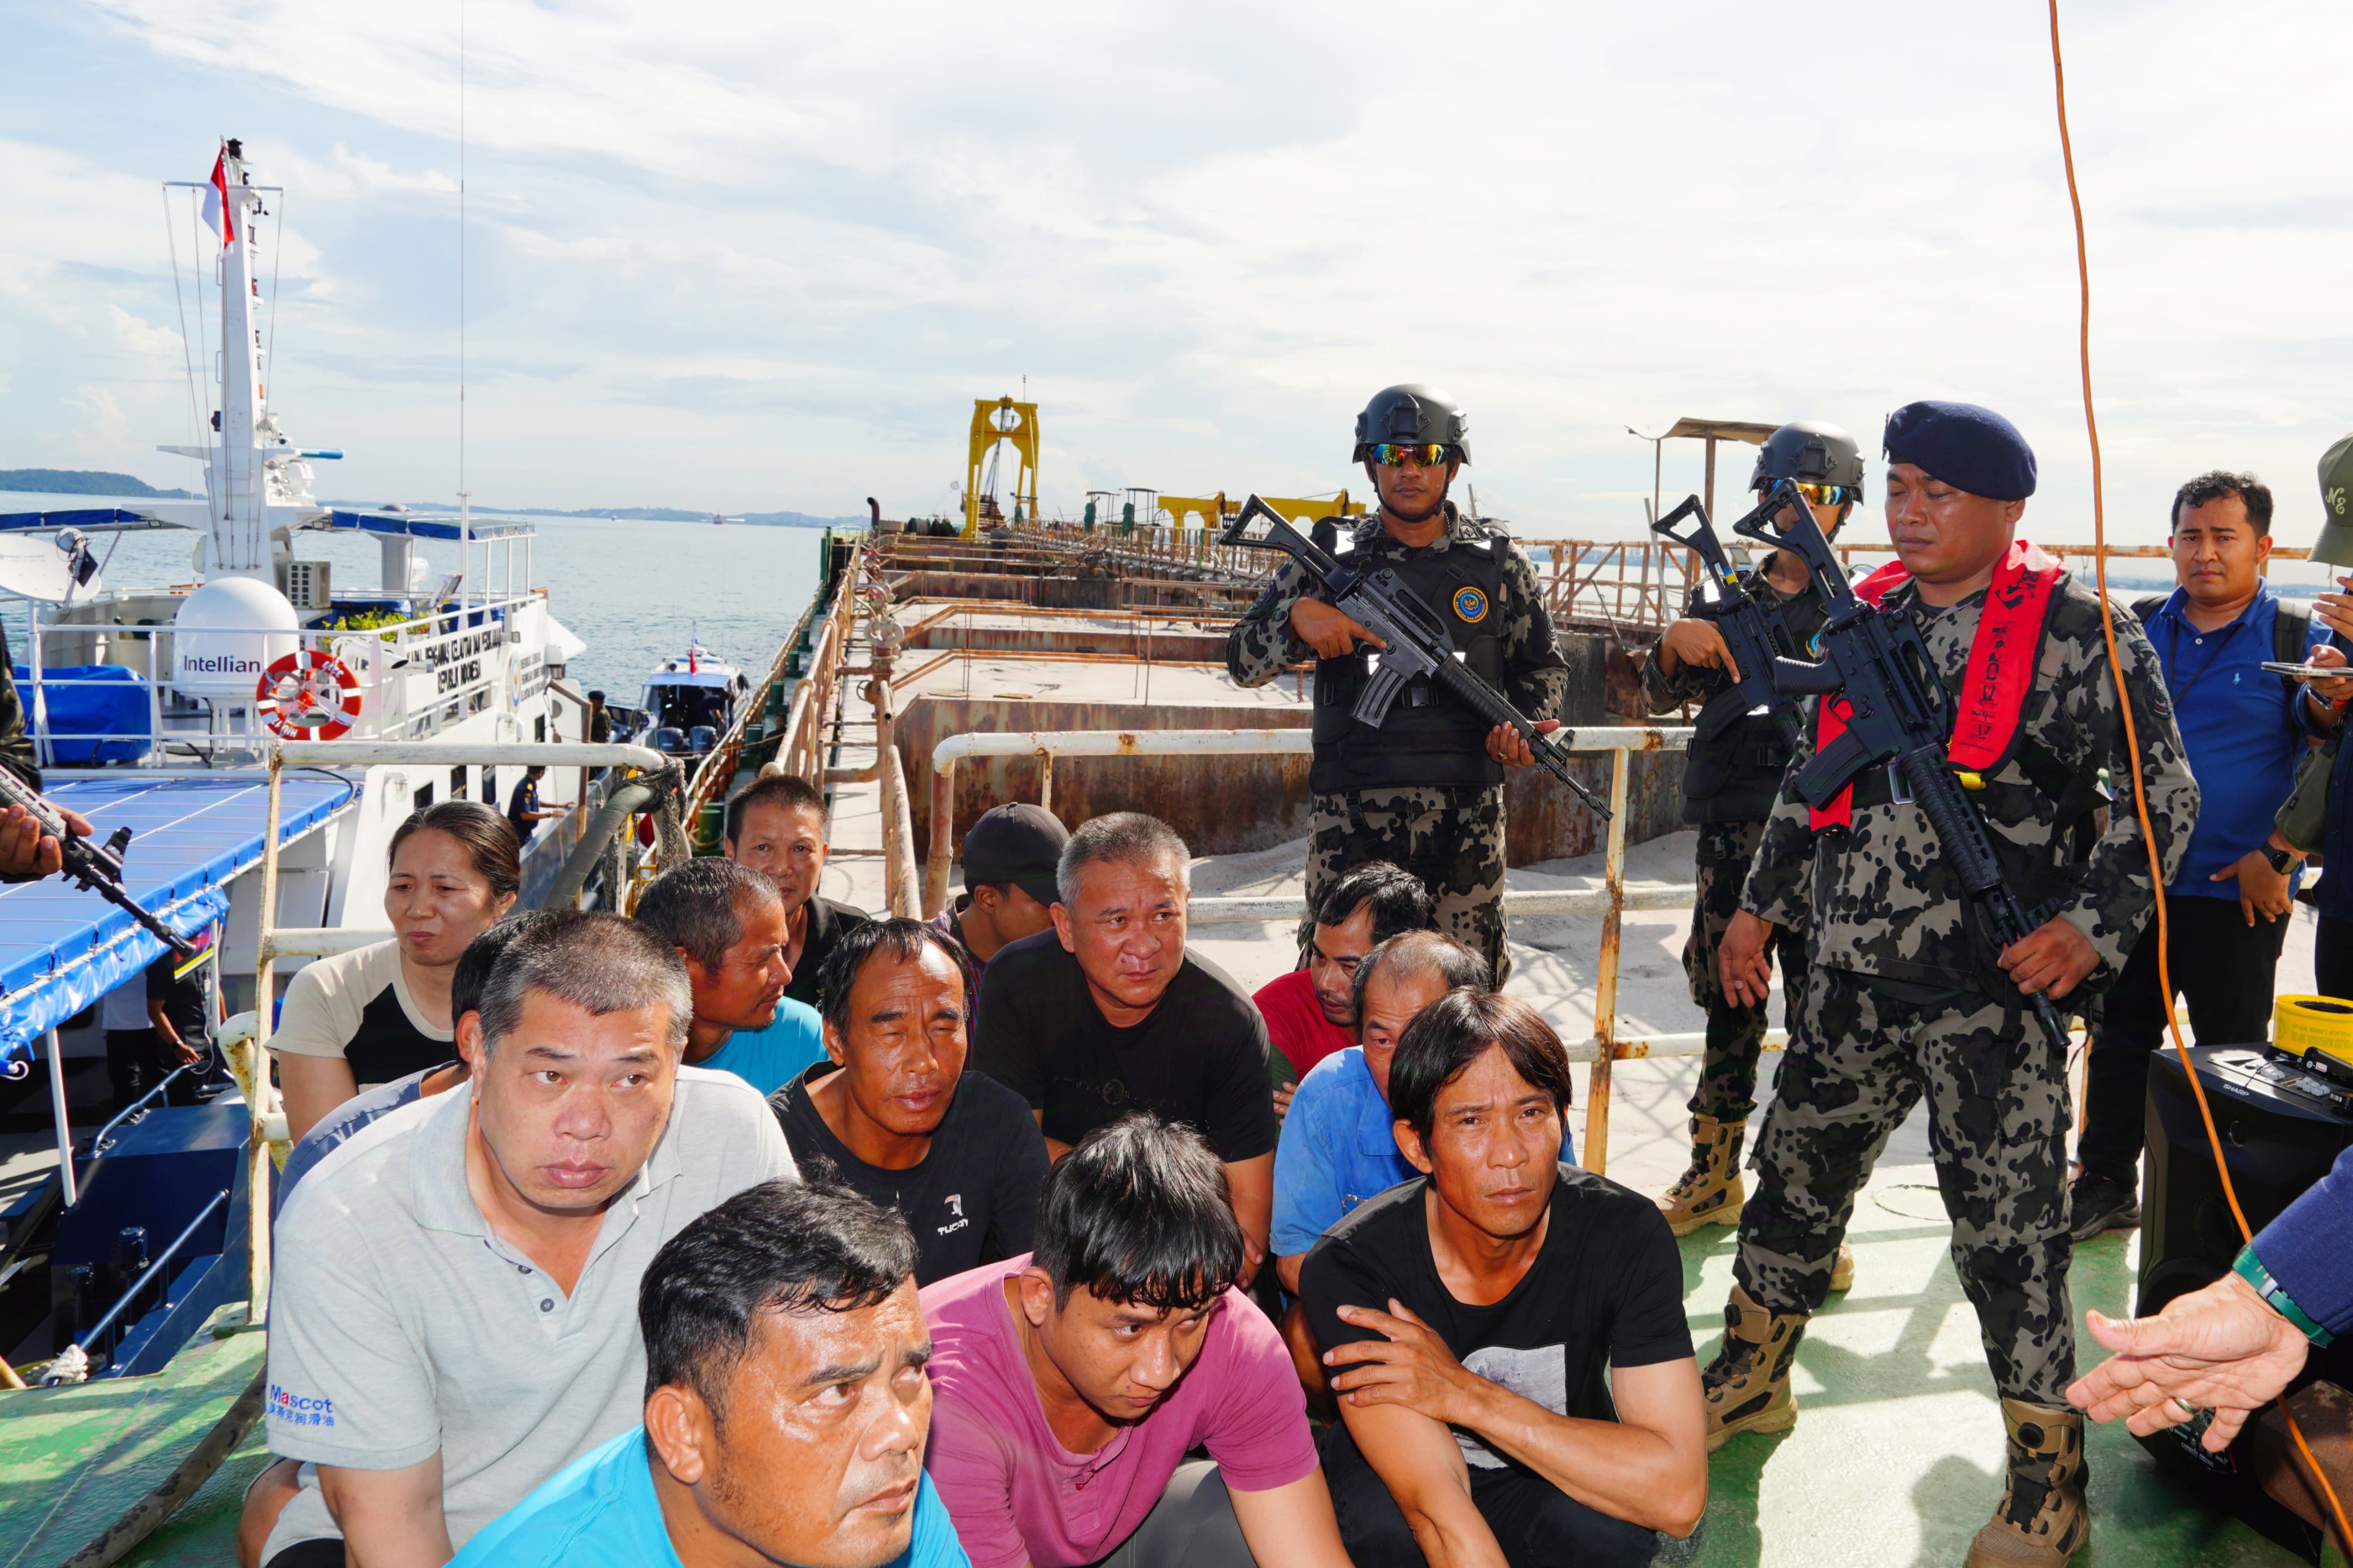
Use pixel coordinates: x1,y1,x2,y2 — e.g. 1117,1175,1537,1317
1255,863,1433,1116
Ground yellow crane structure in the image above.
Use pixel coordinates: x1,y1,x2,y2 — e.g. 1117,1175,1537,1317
1155,492,1367,531
963,395,1040,539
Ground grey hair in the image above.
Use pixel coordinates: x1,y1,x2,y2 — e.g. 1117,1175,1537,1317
479,911,695,1054
634,857,783,973
1054,812,1192,906
1351,929,1491,1033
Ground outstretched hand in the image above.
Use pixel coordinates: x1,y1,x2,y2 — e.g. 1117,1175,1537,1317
2066,1273,2311,1453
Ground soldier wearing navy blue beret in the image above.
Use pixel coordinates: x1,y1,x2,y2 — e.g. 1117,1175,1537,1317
1704,399,2199,1567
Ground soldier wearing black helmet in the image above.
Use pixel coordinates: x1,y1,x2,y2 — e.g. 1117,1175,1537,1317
1226,385,1568,983
1639,422,1860,1270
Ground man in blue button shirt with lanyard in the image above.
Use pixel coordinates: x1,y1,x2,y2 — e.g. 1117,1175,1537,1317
2072,472,2323,1240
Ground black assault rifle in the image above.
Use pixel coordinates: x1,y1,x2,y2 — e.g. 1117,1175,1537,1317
1730,483,2068,1053
0,768,197,960
1647,492,1807,749
1220,496,1611,819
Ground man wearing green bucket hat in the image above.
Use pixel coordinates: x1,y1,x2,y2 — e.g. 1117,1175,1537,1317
2283,433,2353,996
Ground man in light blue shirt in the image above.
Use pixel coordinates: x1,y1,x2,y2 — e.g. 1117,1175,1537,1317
637,858,827,1094
456,1179,966,1568
1271,932,1498,1296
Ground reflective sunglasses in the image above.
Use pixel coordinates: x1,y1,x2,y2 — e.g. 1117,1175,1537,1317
1791,481,1856,507
1370,442,1453,469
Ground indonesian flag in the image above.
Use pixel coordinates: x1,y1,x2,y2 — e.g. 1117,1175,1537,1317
200,150,235,245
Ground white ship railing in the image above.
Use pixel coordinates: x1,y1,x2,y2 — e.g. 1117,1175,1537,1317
18,588,559,766
922,724,1706,1174
241,738,670,1322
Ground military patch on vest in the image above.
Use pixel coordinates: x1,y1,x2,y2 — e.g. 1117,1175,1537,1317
1453,585,1489,623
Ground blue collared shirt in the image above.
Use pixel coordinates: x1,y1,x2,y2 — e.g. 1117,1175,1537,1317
1270,1049,1575,1257
2141,585,2304,899
1272,1049,1416,1258
453,1428,969,1568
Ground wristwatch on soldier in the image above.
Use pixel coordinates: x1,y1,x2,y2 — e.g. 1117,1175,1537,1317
2264,843,2299,876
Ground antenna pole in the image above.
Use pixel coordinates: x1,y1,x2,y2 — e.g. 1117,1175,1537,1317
458,0,469,596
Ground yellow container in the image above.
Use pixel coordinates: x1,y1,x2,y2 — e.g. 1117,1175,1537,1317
2272,994,2353,1069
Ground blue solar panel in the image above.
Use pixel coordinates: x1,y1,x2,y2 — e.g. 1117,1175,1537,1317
0,774,356,1069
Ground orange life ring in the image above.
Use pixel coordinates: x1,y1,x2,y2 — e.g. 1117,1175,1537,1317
256,649,363,740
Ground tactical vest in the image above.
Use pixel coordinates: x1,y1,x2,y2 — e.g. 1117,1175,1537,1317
1679,574,1830,825
1309,526,1510,795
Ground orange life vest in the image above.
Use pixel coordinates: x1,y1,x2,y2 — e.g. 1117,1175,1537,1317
1810,539,2066,831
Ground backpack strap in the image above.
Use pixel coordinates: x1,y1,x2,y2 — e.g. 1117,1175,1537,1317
2131,593,2167,624
2276,598,2314,664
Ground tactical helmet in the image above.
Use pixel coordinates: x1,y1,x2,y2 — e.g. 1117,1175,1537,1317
1354,385,1471,465
1750,420,1864,498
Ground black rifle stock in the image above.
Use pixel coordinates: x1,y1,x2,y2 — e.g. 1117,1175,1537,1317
0,769,197,959
1220,496,1610,819
1731,485,2070,1053
1647,493,1804,748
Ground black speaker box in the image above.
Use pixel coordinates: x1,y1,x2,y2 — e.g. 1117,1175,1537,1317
2136,1044,2353,1562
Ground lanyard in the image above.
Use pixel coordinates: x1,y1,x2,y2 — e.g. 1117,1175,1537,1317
2162,610,2251,704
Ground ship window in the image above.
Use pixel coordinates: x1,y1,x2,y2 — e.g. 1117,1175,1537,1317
451,766,468,801
535,715,546,743
413,783,433,810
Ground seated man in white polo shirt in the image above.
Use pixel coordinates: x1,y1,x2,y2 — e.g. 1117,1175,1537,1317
257,910,798,1568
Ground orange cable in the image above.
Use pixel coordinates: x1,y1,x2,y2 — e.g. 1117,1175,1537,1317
2047,3,2352,1550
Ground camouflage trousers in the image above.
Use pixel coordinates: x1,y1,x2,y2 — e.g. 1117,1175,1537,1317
1308,785,1509,985
1681,819,1809,1126
1734,966,2075,1406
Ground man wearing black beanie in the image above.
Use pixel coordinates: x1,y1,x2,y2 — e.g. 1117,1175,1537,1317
1701,400,2199,1567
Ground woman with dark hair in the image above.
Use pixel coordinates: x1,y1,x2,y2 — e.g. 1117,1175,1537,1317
273,802,522,1141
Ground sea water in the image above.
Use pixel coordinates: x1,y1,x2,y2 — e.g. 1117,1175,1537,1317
0,496,827,703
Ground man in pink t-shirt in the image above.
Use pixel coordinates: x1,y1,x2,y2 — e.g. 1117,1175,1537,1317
1257,862,1435,1117
920,1116,1350,1568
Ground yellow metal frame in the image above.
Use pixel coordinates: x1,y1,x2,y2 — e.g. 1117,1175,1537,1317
1154,492,1366,529
963,396,1039,539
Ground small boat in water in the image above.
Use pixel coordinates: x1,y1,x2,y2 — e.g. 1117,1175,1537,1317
639,638,748,759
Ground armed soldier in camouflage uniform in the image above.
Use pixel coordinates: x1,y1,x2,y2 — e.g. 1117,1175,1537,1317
1640,423,1856,1296
1701,402,2196,1568
1226,385,1568,984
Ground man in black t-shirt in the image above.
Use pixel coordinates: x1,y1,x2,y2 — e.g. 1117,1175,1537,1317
770,917,1048,1284
973,812,1278,1281
725,772,872,1010
1302,989,1705,1568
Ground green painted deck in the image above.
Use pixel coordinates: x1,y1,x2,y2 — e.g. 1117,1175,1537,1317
1682,1164,2304,1566
0,1167,2320,1567
0,1307,269,1568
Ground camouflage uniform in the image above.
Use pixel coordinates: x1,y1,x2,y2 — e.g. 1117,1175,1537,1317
1227,504,1567,985
1638,573,1827,1124
0,626,38,791
1303,783,1507,980
1735,575,2194,1406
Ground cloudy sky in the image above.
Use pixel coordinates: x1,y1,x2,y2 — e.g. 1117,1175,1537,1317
1,1,2345,544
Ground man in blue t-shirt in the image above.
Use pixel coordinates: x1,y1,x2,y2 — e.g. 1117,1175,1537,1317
1270,931,1493,1298
637,858,826,1094
2075,472,2319,1239
454,1179,967,1568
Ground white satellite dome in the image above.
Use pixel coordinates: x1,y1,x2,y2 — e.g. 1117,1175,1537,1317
172,577,301,697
